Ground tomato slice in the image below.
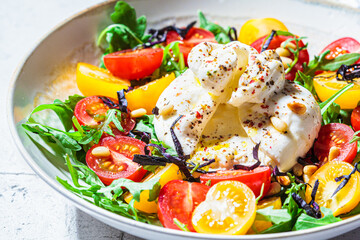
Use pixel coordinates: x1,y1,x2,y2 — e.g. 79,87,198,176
166,27,216,63
86,136,147,185
103,48,163,80
191,181,256,235
251,35,309,81
320,37,360,63
199,166,271,198
314,123,357,164
351,106,360,132
74,96,135,135
157,180,209,232
305,161,360,216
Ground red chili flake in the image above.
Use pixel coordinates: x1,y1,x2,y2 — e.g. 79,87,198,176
258,123,263,128
206,60,213,63
249,80,255,84
261,105,269,109
252,89,256,95
239,67,243,71
259,76,265,82
196,111,202,119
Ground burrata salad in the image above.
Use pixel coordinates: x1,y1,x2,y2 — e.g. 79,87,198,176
23,1,360,235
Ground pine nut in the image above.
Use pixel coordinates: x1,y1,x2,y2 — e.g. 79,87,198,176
328,146,340,161
130,108,147,118
287,102,307,115
275,47,291,57
303,165,318,183
270,116,288,133
159,104,174,116
281,41,297,50
293,163,303,177
280,57,293,69
91,146,110,157
276,176,291,186
265,182,281,196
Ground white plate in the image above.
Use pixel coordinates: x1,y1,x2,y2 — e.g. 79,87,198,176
8,0,360,239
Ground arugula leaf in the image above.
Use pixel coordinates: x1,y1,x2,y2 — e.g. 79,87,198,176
322,102,341,125
173,218,190,232
255,207,293,233
159,42,187,77
350,130,360,144
319,83,354,115
134,115,157,139
198,11,230,44
100,109,124,136
293,207,341,230
295,71,318,98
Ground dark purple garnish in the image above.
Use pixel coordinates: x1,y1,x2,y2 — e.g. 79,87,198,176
117,90,128,113
228,27,237,42
233,142,261,171
130,130,151,144
98,96,119,109
152,106,159,115
292,192,322,219
133,154,171,166
273,166,288,177
261,30,276,53
332,162,359,197
187,159,216,173
170,115,185,157
336,64,360,82
309,179,320,213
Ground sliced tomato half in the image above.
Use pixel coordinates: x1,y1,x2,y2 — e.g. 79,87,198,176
314,123,357,164
199,166,271,198
86,136,147,185
351,106,360,132
320,37,360,63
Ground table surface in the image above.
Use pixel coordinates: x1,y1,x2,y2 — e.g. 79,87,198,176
2,0,360,239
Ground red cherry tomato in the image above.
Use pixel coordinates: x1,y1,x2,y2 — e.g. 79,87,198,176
74,96,135,135
351,106,360,132
166,27,216,63
251,35,309,81
320,37,360,64
199,167,271,198
157,180,209,232
104,48,163,80
314,123,357,164
86,136,147,185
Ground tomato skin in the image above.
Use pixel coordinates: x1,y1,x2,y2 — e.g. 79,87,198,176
314,123,357,164
199,167,271,198
351,106,360,132
157,180,209,232
320,37,360,64
86,136,147,185
104,48,163,80
251,35,309,81
74,96,135,135
166,27,216,63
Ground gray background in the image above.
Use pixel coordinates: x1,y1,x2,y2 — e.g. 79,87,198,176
2,0,360,239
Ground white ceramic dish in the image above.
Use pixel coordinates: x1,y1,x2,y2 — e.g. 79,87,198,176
8,0,360,239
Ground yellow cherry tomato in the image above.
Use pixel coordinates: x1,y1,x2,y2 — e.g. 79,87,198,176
305,161,360,216
76,62,130,98
313,71,360,109
248,197,282,234
239,18,288,45
191,181,256,235
124,163,182,213
125,73,176,114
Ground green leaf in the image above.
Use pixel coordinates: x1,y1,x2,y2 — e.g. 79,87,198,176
319,83,354,115
135,115,157,139
322,102,341,125
110,1,137,30
320,53,360,71
159,42,188,76
256,207,292,224
198,10,230,44
296,71,318,98
293,207,341,231
173,218,190,232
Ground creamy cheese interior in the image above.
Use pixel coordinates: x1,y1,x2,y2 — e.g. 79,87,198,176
154,41,321,172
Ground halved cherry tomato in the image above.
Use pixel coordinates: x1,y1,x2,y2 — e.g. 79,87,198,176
74,96,135,135
313,71,360,109
104,48,163,80
157,180,209,232
320,37,360,64
125,73,175,114
166,27,216,63
192,181,256,235
86,136,147,185
199,166,271,198
351,106,360,132
305,161,360,216
314,123,357,164
251,35,309,81
76,62,130,99
239,18,288,45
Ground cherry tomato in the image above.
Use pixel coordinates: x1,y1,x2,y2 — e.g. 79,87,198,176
74,96,135,135
166,27,216,63
76,62,130,99
251,35,309,81
199,166,271,198
351,106,360,132
86,136,147,185
239,18,288,45
192,181,256,235
157,180,209,232
103,48,163,80
313,71,360,109
305,161,360,216
320,37,360,64
314,123,357,164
